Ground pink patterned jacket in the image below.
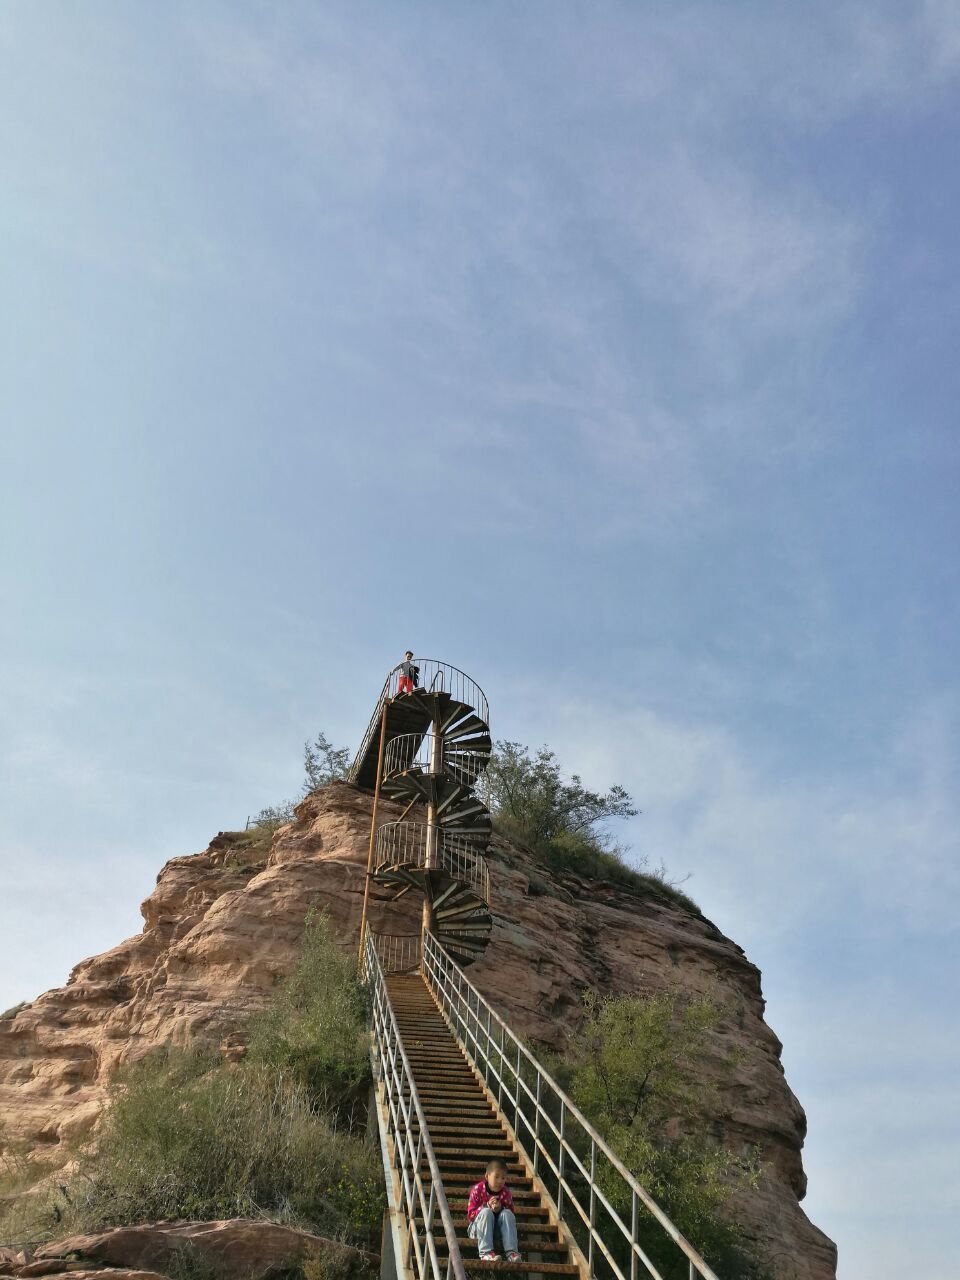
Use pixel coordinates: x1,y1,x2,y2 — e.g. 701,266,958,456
467,1179,515,1222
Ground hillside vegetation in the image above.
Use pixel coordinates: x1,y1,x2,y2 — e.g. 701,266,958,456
0,914,382,1263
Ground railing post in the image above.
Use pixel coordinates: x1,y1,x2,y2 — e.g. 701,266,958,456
534,1072,542,1174
558,1101,566,1217
631,1191,639,1280
588,1138,597,1274
498,1021,505,1108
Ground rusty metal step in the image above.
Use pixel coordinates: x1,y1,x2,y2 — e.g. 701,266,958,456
441,1241,572,1256
461,1262,578,1274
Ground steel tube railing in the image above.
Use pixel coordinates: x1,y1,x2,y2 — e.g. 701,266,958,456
365,933,467,1280
368,930,423,974
349,659,490,783
374,822,491,905
384,733,490,786
420,932,721,1280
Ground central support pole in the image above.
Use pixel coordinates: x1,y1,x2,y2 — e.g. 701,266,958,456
422,722,443,953
425,727,443,873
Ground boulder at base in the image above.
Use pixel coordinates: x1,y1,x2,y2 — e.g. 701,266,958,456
33,1218,377,1279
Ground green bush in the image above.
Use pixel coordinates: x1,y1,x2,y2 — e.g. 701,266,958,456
552,989,768,1280
0,914,382,1252
494,812,697,911
487,741,637,844
54,1051,381,1244
486,741,698,912
245,730,352,844
247,912,370,1117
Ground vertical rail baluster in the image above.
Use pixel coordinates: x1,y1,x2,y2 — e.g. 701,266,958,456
631,1191,639,1280
558,1101,566,1217
534,1071,542,1174
588,1138,596,1275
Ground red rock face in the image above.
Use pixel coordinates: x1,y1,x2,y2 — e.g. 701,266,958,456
0,782,836,1280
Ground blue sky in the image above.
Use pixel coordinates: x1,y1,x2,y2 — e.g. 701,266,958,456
1,3,958,1274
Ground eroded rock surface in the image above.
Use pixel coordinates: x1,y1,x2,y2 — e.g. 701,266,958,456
0,783,836,1279
33,1218,376,1279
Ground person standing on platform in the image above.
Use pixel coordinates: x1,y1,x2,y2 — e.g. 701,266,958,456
395,651,418,696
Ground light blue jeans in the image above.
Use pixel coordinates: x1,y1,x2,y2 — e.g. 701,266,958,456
468,1206,519,1257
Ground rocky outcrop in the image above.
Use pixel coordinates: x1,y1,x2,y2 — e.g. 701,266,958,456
0,782,836,1279
31,1219,376,1279
0,1217,376,1278
2,1268,167,1279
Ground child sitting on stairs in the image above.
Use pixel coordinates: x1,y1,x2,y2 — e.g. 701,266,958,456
466,1158,522,1264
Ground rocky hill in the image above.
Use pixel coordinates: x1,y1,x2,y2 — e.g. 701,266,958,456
0,782,837,1280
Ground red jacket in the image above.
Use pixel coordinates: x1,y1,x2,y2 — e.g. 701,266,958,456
467,1179,515,1222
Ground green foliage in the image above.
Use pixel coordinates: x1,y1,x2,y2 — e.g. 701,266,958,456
0,915,382,1252
487,740,697,911
245,729,351,846
487,741,637,844
0,1132,54,1209
248,802,299,838
247,911,371,1116
303,732,351,793
553,990,767,1279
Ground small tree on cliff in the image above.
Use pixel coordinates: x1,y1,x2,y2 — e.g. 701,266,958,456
486,740,637,846
486,739,696,908
249,730,351,833
303,731,351,792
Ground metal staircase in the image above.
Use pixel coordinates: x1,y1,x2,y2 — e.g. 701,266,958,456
352,661,494,966
355,659,722,1280
387,968,580,1277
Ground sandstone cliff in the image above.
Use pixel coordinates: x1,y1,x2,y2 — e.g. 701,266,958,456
0,783,836,1279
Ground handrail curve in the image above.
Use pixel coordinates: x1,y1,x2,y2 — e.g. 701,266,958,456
375,821,491,905
384,732,490,786
349,659,490,783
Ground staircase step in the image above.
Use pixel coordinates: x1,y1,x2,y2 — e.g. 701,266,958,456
435,1163,526,1177
438,1186,541,1200
425,1171,534,1188
441,1241,571,1256
462,1262,578,1275
421,1102,492,1113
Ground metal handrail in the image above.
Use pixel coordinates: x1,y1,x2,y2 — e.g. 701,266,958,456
375,822,491,905
369,930,423,974
349,659,490,783
421,932,721,1280
365,933,468,1280
349,672,392,784
384,733,490,786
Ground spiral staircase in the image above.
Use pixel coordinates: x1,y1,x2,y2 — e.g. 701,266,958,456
351,662,494,965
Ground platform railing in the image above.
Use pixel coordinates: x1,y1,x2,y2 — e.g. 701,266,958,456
365,933,467,1280
375,821,491,905
384,733,489,786
421,932,721,1280
349,659,490,783
367,929,423,974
